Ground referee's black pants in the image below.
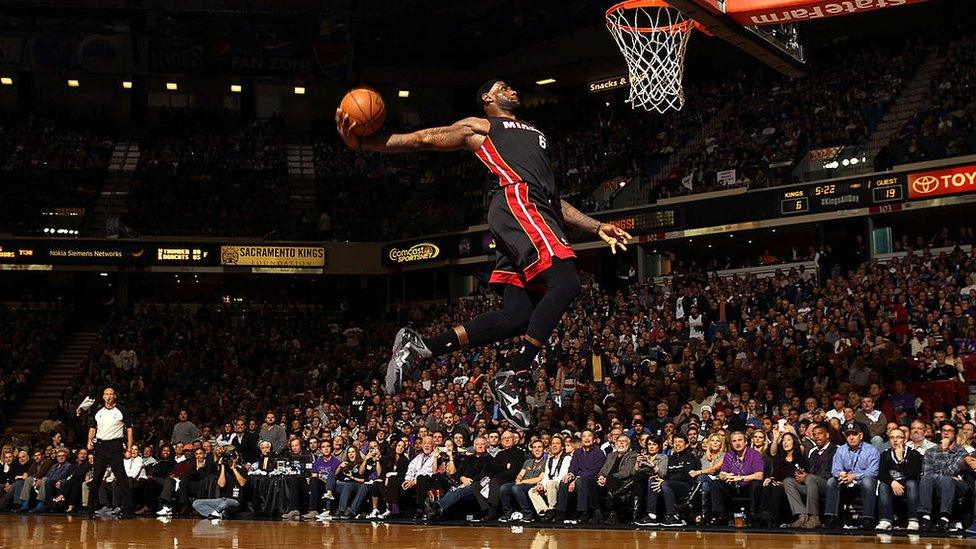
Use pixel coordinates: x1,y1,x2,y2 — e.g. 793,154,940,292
87,439,132,515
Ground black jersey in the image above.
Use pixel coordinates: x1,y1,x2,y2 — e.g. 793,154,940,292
474,116,575,289
474,116,555,199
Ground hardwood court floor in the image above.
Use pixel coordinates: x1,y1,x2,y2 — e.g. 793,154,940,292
1,515,973,549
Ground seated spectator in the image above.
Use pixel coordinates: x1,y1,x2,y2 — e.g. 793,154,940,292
689,433,726,519
854,397,887,450
553,430,606,524
531,435,571,518
36,448,73,513
401,436,440,520
0,450,30,511
498,439,547,522
758,431,807,527
308,443,341,520
425,436,490,520
332,446,369,519
473,430,525,521
375,438,410,519
917,421,969,531
908,420,936,455
709,431,764,526
824,422,880,529
593,434,638,524
639,433,696,526
783,423,835,529
876,427,922,531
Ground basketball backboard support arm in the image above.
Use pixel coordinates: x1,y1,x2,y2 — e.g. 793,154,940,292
667,0,806,76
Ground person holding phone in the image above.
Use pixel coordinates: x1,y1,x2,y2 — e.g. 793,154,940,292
757,432,807,527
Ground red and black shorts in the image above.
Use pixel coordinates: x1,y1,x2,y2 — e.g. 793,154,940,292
486,182,576,293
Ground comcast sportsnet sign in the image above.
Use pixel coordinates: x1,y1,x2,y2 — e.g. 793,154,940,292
907,164,976,199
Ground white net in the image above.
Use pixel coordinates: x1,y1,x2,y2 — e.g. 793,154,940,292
606,2,695,113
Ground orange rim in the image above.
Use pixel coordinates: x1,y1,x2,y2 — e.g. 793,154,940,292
605,0,706,34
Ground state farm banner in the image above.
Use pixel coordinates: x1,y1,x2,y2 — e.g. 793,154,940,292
723,0,932,26
907,164,976,200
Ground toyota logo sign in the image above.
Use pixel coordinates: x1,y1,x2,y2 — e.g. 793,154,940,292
907,164,976,199
910,175,940,196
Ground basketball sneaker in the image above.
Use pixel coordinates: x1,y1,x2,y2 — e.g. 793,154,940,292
385,327,431,394
491,370,534,431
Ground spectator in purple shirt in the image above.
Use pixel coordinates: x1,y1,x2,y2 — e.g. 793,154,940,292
307,444,341,518
552,430,606,524
709,431,764,526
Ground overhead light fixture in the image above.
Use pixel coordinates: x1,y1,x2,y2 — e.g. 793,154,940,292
823,160,839,169
0,77,12,85
849,157,860,165
397,90,410,98
535,78,556,85
230,84,242,93
166,82,178,91
122,80,133,89
294,86,306,95
67,79,80,88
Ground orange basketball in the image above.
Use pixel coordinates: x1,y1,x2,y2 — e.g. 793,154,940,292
339,87,386,136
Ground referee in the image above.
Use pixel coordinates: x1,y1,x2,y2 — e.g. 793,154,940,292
86,386,134,518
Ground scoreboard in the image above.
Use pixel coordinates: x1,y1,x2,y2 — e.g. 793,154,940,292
777,175,903,215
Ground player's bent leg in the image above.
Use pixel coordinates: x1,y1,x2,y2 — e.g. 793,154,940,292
385,284,533,396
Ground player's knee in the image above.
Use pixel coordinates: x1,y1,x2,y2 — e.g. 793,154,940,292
552,270,581,303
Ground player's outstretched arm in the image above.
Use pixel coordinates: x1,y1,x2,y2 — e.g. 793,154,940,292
336,110,487,153
560,200,632,255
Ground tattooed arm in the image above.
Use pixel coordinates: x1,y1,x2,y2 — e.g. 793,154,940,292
561,200,633,254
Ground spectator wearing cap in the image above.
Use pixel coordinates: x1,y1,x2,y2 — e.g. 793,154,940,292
709,431,764,526
916,421,969,531
784,423,835,529
823,421,880,529
854,396,887,451
876,427,922,531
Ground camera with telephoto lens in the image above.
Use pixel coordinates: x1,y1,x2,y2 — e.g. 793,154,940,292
221,450,238,467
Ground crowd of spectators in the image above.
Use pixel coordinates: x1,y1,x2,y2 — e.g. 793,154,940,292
0,308,68,434
0,112,113,235
122,108,291,237
655,36,926,199
878,34,976,169
2,240,976,532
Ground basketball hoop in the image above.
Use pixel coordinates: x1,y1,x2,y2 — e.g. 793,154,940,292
605,0,705,113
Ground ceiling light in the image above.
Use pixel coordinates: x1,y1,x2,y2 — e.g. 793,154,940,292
166,82,178,91
122,81,132,89
294,86,306,95
230,84,242,93
0,77,12,85
535,78,556,85
67,79,79,88
397,90,410,98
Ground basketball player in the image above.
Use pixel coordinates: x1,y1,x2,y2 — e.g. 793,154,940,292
336,80,631,430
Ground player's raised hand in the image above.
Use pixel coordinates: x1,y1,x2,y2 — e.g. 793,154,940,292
597,223,632,254
335,108,361,150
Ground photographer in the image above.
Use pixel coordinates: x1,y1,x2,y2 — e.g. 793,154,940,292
192,449,247,519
